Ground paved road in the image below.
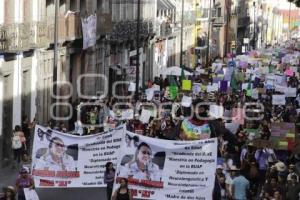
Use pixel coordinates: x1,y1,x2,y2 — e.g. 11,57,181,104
36,188,106,200
0,165,107,200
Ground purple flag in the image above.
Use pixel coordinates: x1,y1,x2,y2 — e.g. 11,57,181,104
253,77,260,88
220,80,228,92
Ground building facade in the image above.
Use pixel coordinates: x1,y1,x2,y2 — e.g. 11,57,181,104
0,0,157,164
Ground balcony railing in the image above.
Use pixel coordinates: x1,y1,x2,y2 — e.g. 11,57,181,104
0,22,47,52
156,22,172,38
47,13,82,43
212,17,225,27
0,13,82,52
97,13,113,36
109,20,154,42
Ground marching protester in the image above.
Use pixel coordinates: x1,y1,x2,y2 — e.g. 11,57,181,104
104,162,116,200
0,186,16,200
4,38,300,200
15,168,34,200
11,125,26,169
111,178,132,200
232,167,250,200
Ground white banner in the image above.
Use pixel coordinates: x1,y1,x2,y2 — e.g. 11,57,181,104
285,87,297,97
31,125,123,188
272,95,286,105
114,131,217,199
81,14,97,49
24,188,39,200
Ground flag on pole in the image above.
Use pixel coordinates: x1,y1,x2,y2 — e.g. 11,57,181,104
168,75,178,100
180,66,185,82
246,74,253,96
230,70,238,93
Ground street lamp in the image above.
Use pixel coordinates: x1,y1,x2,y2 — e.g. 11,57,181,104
289,0,291,40
253,1,256,49
52,0,59,118
135,0,141,101
205,0,212,68
180,0,184,68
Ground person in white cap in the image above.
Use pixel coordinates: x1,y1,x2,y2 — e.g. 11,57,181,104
225,165,238,199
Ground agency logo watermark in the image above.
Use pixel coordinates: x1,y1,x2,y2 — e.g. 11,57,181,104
50,73,265,127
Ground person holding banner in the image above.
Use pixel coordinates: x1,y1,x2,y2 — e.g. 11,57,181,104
122,142,161,181
112,178,132,200
34,137,76,171
15,168,34,200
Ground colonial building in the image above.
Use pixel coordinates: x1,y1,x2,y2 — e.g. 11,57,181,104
0,0,156,164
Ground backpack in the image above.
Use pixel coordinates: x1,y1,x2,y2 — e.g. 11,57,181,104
12,134,22,149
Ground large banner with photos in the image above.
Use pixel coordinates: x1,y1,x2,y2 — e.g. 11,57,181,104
31,125,123,187
114,131,217,199
32,125,217,200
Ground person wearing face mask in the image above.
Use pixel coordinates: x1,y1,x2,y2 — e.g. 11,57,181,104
121,142,161,181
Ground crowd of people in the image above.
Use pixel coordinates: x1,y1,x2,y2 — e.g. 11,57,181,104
3,40,300,200
97,40,300,200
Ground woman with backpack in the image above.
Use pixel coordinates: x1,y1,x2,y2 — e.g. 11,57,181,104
11,125,26,168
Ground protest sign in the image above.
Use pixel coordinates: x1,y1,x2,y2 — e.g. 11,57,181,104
285,69,294,77
285,87,297,97
232,108,245,125
181,96,192,107
275,74,287,86
31,125,123,188
239,61,248,69
114,131,217,199
81,14,97,49
242,83,248,90
209,105,224,118
121,109,134,120
128,82,136,92
220,81,228,92
224,67,234,81
24,188,39,200
145,88,154,101
168,86,178,100
252,89,259,99
140,109,152,124
207,83,219,93
275,85,286,93
225,123,240,134
192,83,201,94
272,95,286,105
182,80,192,91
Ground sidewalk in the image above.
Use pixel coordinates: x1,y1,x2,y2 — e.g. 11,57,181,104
0,164,21,189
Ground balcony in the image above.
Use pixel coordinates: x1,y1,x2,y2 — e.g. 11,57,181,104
157,22,172,38
47,13,82,43
46,13,82,44
212,17,225,27
97,13,113,36
0,22,47,52
238,16,250,28
66,13,82,40
109,20,155,42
